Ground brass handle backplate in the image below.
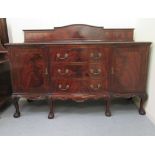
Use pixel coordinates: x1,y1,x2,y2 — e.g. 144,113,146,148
58,84,70,91
56,53,68,60
90,52,102,60
57,69,69,75
90,68,101,75
90,84,101,90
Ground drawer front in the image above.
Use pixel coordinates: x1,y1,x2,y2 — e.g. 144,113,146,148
49,46,109,63
50,47,88,62
51,79,107,93
51,63,107,78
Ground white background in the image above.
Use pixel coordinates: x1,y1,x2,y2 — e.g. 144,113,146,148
0,0,155,155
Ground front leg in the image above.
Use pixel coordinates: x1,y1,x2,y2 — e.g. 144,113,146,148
139,94,147,115
48,98,54,119
12,96,20,118
105,97,112,117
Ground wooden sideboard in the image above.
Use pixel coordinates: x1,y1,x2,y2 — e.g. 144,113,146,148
5,24,151,119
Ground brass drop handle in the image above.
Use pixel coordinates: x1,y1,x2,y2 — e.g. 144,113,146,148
56,53,68,60
58,84,70,91
90,68,101,75
90,52,102,59
57,69,69,75
90,84,101,90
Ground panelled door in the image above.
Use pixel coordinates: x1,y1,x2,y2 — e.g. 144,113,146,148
111,45,149,93
10,47,49,93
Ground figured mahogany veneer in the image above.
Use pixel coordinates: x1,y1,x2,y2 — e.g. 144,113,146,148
5,24,151,119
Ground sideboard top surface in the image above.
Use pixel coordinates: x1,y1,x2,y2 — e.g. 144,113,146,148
5,41,151,47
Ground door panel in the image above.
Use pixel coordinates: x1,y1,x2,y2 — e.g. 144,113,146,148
10,47,49,93
111,46,148,93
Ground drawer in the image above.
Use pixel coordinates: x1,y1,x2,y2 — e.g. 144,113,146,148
50,47,88,62
51,79,107,93
51,63,107,78
49,46,109,63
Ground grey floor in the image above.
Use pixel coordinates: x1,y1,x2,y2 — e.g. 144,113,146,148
0,98,155,136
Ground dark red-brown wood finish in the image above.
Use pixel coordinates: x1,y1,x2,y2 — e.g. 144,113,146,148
5,24,151,119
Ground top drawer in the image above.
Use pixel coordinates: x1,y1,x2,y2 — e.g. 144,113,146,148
49,46,110,62
50,46,88,62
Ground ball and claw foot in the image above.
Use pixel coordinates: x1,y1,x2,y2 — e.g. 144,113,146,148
48,112,54,119
139,95,146,115
105,110,112,117
127,97,133,102
13,112,20,118
27,99,33,102
139,108,146,115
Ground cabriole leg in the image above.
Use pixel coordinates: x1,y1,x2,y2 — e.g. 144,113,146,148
12,96,20,118
139,96,146,115
48,98,54,119
105,97,112,117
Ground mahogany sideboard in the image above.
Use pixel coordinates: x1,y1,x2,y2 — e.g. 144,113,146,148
5,24,151,119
